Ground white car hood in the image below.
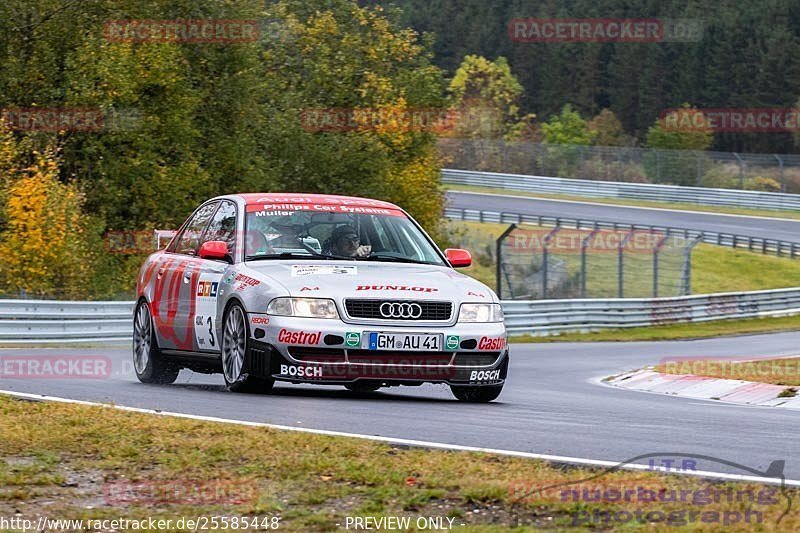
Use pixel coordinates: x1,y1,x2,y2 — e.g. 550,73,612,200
244,260,497,303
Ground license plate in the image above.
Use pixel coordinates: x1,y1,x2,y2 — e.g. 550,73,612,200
366,332,442,351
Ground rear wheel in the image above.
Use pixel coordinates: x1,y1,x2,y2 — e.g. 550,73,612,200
132,300,179,384
450,383,504,403
221,302,274,393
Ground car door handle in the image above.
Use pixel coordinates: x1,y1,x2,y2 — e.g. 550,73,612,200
157,268,166,279
183,274,191,283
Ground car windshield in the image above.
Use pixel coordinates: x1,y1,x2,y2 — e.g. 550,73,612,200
244,206,446,265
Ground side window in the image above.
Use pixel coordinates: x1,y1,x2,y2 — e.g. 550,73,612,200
203,201,237,258
174,202,218,255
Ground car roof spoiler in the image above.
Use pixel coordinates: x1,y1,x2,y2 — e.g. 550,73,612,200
153,230,177,251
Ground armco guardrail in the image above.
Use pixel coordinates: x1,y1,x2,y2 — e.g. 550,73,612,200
443,169,800,212
444,207,800,258
0,300,134,344
2,291,800,343
502,288,800,336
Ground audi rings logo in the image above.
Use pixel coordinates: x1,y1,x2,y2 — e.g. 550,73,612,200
380,302,422,319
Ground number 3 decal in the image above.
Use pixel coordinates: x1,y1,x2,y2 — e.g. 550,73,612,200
207,316,215,347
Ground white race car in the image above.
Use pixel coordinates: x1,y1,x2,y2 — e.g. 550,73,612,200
134,193,508,402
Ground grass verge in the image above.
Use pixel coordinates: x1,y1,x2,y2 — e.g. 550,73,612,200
511,314,800,343
0,395,796,531
655,357,800,387
446,221,800,294
445,183,800,221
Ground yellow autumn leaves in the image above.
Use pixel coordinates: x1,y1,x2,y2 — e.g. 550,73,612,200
0,139,92,298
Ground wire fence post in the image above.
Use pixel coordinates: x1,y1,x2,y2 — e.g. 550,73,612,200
618,231,635,298
581,229,599,298
734,152,744,189
695,151,702,185
542,227,561,299
495,224,516,300
775,154,785,192
681,235,703,295
656,151,662,182
653,234,669,298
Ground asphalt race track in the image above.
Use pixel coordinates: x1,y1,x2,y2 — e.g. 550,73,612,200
3,331,800,479
446,190,800,242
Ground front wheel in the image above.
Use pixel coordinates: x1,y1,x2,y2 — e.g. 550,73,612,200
221,302,274,393
132,300,179,384
450,383,504,403
345,382,381,394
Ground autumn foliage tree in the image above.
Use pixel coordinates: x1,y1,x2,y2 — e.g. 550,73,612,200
0,146,93,298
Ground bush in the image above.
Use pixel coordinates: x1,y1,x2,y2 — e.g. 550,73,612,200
744,176,782,192
700,165,741,189
0,149,95,299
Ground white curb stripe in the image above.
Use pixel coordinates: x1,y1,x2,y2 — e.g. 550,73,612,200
1,389,797,487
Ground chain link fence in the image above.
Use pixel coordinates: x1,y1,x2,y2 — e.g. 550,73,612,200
496,224,699,300
439,138,800,193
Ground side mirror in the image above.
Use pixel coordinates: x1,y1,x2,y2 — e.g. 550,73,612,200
199,240,230,261
445,248,472,268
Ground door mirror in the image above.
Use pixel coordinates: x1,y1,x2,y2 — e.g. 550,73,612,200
199,240,230,261
445,248,472,268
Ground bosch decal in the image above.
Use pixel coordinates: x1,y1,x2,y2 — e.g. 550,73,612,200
470,369,501,382
280,364,323,378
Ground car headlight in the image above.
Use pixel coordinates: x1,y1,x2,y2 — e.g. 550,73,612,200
457,303,504,323
266,298,339,319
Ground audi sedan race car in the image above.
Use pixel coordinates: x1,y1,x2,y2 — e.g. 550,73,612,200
134,193,508,402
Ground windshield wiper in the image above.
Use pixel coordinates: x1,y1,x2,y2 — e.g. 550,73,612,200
245,251,354,261
358,254,434,265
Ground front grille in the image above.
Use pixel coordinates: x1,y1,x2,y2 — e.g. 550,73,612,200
453,352,501,366
345,300,452,321
346,350,453,365
288,347,346,363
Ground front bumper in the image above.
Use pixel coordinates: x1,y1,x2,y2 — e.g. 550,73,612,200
246,314,509,387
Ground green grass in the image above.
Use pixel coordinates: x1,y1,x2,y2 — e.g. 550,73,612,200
448,220,800,295
511,314,800,343
445,183,800,221
692,245,800,293
1,395,797,531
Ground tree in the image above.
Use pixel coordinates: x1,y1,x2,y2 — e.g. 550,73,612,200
588,109,629,147
0,146,93,298
541,104,595,145
448,55,531,138
643,104,713,185
260,0,447,236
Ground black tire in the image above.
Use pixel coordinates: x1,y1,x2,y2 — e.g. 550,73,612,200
450,383,504,402
221,302,274,393
132,300,180,385
345,382,381,394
